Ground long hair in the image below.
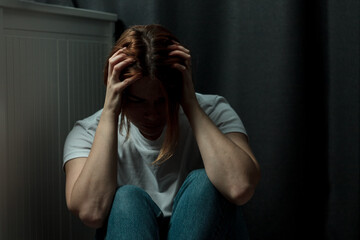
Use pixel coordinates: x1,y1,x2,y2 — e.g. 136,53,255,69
103,24,184,164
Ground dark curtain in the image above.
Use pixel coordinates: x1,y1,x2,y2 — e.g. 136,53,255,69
34,0,359,239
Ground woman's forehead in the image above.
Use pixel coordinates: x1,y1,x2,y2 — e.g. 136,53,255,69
127,77,165,99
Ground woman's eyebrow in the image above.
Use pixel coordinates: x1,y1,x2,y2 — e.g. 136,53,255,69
127,93,145,100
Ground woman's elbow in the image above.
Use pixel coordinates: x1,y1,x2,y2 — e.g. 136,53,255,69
78,209,106,229
229,184,256,205
67,201,106,229
229,174,260,205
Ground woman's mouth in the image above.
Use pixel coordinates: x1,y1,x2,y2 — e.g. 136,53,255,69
141,124,163,130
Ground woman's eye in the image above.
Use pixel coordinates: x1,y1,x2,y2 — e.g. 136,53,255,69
127,97,144,103
129,99,143,103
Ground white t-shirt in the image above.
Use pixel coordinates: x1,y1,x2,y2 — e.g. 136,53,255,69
63,93,247,216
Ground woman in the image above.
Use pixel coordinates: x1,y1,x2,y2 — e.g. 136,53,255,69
63,24,260,239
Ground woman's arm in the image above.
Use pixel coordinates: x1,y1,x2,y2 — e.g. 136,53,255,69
64,48,139,228
182,103,260,205
169,44,260,205
65,113,119,228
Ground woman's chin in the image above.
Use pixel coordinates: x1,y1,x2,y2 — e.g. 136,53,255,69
140,128,164,140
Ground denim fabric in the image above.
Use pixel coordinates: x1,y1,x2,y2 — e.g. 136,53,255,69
95,169,249,240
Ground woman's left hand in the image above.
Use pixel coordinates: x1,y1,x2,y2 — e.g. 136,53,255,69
169,43,198,114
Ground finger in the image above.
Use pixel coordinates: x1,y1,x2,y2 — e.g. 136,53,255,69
169,50,192,69
169,50,191,60
108,53,129,72
110,49,127,61
109,58,136,84
111,47,127,58
108,47,129,70
172,63,187,73
108,47,128,74
168,44,190,53
112,73,141,93
108,53,130,69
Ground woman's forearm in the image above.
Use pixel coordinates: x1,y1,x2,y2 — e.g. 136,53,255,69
70,111,119,227
184,103,260,205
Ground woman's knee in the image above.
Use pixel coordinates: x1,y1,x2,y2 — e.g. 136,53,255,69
111,185,153,215
174,169,222,206
102,186,163,239
186,169,217,194
113,185,148,202
170,169,248,239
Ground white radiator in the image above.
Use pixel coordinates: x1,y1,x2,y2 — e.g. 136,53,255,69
0,1,116,239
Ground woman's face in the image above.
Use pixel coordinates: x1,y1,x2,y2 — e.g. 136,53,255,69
124,77,167,140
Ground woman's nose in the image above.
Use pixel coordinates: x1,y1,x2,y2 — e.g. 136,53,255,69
144,103,161,120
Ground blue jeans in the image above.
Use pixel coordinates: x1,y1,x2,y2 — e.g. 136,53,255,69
95,169,249,239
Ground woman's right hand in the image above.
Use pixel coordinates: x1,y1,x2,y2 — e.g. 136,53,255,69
65,49,140,228
103,47,139,118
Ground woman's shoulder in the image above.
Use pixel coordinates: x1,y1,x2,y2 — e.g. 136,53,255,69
195,92,229,111
195,92,219,101
73,109,104,133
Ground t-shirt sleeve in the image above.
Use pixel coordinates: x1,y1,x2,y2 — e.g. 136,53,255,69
62,120,95,169
205,95,247,135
